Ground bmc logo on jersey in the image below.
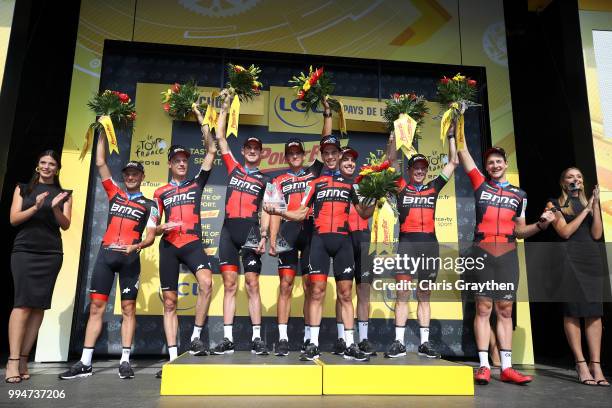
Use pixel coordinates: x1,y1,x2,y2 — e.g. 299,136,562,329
229,177,261,193
479,191,519,207
402,196,435,206
317,189,349,200
163,191,196,207
282,181,308,194
110,203,145,218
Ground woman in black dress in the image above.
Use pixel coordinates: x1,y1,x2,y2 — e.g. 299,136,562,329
5,150,72,383
547,167,608,386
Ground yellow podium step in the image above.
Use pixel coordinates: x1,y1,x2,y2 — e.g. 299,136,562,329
319,353,474,395
160,352,322,395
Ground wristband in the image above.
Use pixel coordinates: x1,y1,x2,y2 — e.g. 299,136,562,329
536,222,544,231
323,111,332,118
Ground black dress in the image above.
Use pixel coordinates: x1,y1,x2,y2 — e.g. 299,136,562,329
551,197,604,317
11,183,69,309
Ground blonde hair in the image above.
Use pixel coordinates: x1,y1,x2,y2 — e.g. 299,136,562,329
558,167,588,216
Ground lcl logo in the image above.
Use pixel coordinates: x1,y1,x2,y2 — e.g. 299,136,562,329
273,95,322,128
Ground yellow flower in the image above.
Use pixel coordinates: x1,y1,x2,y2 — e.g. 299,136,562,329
452,73,465,82
302,81,311,92
161,89,172,103
388,167,396,173
360,168,374,176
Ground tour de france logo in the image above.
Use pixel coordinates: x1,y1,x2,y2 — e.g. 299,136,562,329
483,21,507,67
179,0,260,17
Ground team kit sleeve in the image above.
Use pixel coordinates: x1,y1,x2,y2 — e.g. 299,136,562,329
432,173,449,192
195,168,211,188
147,202,160,228
307,159,324,178
101,178,122,200
301,180,317,207
153,188,164,221
222,152,240,174
349,185,360,205
467,168,486,190
516,191,527,219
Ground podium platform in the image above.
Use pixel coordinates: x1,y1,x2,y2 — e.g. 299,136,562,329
160,351,474,396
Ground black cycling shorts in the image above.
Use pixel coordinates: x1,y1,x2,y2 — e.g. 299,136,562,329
278,218,313,276
396,232,440,283
308,232,354,282
219,219,261,274
350,229,373,284
89,245,140,301
159,239,212,292
465,244,519,301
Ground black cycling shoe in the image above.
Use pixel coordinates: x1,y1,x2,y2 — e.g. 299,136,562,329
332,338,347,355
299,343,320,361
188,338,210,356
301,339,310,353
384,340,407,358
118,361,134,379
358,339,377,356
343,344,370,362
275,339,290,356
417,341,441,359
58,361,93,380
213,338,235,355
155,369,162,379
251,338,270,355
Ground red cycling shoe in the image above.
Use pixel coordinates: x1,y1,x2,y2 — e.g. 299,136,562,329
474,366,491,385
500,367,533,384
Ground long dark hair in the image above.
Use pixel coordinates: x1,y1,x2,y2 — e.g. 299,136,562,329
26,150,63,195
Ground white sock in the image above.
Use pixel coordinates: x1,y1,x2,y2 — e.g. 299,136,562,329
278,324,288,341
168,345,178,361
80,347,94,366
120,347,131,364
191,325,202,341
358,321,368,342
420,326,429,345
345,329,355,347
252,325,261,340
500,349,512,370
336,322,345,339
304,325,311,342
478,350,490,369
310,326,320,346
395,326,406,345
224,325,233,341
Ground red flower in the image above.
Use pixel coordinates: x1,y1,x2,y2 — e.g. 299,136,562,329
355,175,363,184
440,76,450,85
128,112,137,121
172,83,181,93
297,90,305,100
309,75,318,86
378,160,390,171
118,93,130,103
112,90,120,96
313,67,324,81
252,84,260,92
409,93,417,100
163,103,170,112
467,79,477,87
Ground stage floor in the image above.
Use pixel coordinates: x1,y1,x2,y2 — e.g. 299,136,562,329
1,359,610,407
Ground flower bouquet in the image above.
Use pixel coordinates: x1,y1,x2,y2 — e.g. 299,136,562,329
436,73,480,147
226,63,262,102
161,80,207,120
288,66,341,113
356,153,400,208
80,90,136,160
382,92,429,134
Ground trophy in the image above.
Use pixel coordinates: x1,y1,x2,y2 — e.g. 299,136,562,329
242,226,261,249
263,182,287,212
275,232,292,254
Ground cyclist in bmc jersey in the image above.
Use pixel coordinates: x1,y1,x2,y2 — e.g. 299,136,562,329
213,90,272,356
331,145,375,357
459,128,553,385
152,107,217,378
265,134,374,362
385,128,458,360
60,135,157,381
269,137,323,356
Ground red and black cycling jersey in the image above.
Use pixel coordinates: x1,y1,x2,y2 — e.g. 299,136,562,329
468,168,526,243
101,178,158,247
396,174,448,234
302,174,359,235
273,160,323,214
222,153,271,222
153,168,210,248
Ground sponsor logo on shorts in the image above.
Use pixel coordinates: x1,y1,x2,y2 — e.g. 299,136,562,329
248,260,257,266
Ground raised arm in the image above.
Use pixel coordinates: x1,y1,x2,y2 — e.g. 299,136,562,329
456,120,477,174
96,133,112,181
215,90,232,155
386,131,400,171
193,105,217,171
441,124,458,179
322,98,332,137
